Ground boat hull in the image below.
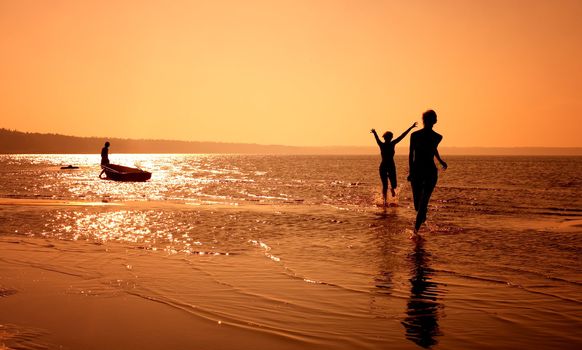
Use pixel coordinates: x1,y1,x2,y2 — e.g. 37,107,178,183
100,164,151,182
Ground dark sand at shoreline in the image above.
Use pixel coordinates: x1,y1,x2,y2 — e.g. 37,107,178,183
0,240,326,350
2,231,580,350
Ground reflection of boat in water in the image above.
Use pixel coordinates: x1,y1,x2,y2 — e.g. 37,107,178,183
100,164,151,182
60,165,79,170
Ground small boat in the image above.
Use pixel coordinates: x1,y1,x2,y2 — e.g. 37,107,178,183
60,165,79,170
100,164,151,182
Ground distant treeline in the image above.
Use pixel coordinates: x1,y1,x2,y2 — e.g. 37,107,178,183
1,129,580,155
0,128,373,155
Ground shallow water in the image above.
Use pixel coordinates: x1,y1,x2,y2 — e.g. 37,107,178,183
0,154,581,349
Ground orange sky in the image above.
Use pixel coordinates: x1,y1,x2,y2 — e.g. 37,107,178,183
1,0,581,147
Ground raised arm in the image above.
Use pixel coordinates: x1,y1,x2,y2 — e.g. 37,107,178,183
393,122,418,145
370,128,383,147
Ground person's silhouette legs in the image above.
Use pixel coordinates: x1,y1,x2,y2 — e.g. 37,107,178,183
380,165,389,205
412,174,437,232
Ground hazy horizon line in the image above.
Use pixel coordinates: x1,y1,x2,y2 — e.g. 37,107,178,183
1,128,581,155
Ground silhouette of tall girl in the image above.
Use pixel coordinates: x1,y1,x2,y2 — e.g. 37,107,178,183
408,110,447,233
371,122,417,206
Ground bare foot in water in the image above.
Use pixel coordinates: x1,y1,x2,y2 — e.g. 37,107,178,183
411,232,424,242
390,188,396,197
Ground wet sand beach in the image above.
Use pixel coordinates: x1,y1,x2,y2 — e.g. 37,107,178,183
0,242,319,350
1,201,580,349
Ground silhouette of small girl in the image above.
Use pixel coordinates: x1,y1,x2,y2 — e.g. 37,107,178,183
371,122,417,206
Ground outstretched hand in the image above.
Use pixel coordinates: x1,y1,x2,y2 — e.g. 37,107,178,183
370,128,376,134
411,122,418,128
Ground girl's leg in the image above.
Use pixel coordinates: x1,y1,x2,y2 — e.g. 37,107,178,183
414,175,438,231
388,171,397,197
411,178,421,212
379,166,388,205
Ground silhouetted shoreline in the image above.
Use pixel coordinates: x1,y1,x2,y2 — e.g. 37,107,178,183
1,128,581,155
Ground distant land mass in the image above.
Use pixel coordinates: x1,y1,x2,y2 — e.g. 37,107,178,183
0,129,371,155
1,129,581,155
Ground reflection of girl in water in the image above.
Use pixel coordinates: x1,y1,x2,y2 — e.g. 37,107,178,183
402,237,443,348
371,122,417,206
408,110,447,234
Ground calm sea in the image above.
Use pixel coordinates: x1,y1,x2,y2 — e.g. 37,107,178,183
1,154,581,349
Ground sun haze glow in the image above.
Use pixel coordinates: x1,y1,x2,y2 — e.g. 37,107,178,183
1,0,581,147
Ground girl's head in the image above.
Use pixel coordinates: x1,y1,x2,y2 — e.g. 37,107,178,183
382,131,393,142
422,110,437,127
